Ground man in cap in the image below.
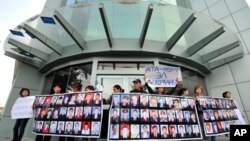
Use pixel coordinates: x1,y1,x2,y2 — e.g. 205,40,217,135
130,79,147,93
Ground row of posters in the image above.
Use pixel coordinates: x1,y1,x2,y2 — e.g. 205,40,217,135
198,97,243,137
108,94,203,140
32,91,103,138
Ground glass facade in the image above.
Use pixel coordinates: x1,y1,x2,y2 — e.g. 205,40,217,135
44,60,207,102
43,63,92,94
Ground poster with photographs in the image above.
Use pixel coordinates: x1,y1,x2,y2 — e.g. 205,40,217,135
32,91,103,138
198,97,244,137
108,93,203,141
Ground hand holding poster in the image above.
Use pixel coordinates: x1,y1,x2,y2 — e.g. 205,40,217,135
145,65,182,87
198,97,245,137
11,96,36,119
108,93,203,141
32,91,103,138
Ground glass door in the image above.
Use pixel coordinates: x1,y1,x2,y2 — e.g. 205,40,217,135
96,75,144,101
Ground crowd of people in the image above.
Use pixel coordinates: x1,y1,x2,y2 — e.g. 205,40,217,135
12,77,239,141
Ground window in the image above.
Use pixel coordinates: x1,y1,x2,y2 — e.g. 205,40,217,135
44,63,92,94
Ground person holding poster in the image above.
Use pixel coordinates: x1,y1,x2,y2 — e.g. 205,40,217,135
35,84,66,141
130,79,147,93
194,85,215,141
12,88,31,141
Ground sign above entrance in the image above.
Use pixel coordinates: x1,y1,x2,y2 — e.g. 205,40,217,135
145,65,182,87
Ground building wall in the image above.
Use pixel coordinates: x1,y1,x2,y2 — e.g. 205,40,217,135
0,63,44,139
189,0,250,123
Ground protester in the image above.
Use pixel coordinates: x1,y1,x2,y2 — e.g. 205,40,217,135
35,84,65,141
130,79,147,93
194,85,216,141
12,88,31,141
145,78,181,95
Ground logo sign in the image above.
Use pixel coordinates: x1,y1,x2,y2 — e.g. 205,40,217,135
230,125,250,140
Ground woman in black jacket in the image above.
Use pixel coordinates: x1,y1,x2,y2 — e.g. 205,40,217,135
12,88,31,141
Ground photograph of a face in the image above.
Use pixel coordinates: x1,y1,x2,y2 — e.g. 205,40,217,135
160,125,169,138
91,121,100,135
205,122,213,134
130,95,139,107
49,121,58,134
63,95,71,106
183,111,191,123
73,121,81,135
192,125,200,137
74,107,83,120
92,107,101,120
150,109,159,122
42,121,50,134
121,95,130,107
140,124,150,139
130,109,139,122
55,96,64,106
112,95,120,108
64,121,73,135
186,125,193,138
75,93,84,105
159,110,168,122
173,98,182,109
93,93,102,106
110,124,119,139
150,124,160,138
168,124,177,138
50,96,58,106
83,106,92,120
167,110,176,123
130,124,140,138
120,108,130,122
166,97,173,109
66,107,75,120
36,121,44,133
84,93,94,106
120,124,130,139
140,95,148,107
157,97,166,108
149,96,158,108
188,98,195,110
111,108,120,123
81,121,91,135
68,94,77,105
181,98,188,110
178,125,186,138
57,121,65,134
140,109,149,122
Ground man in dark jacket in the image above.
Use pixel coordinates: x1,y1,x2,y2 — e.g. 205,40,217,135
130,79,147,93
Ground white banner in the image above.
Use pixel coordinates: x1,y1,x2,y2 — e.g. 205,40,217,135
11,96,36,119
145,65,182,87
